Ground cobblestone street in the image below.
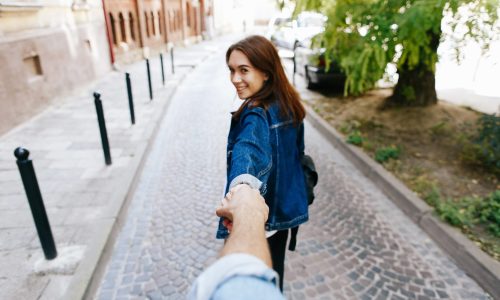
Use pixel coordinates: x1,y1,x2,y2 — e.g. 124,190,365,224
95,36,492,300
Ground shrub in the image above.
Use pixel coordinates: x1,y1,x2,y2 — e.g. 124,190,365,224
429,190,500,238
423,185,441,207
474,191,500,237
476,114,500,173
437,201,470,227
340,120,361,134
461,114,500,175
375,146,400,163
346,130,364,145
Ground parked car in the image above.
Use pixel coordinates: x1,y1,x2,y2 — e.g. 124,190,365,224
269,12,326,50
294,38,346,89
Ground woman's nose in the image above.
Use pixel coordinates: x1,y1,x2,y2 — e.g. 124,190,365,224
231,74,242,83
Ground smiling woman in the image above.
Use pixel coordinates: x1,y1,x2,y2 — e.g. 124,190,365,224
216,35,309,292
228,50,269,100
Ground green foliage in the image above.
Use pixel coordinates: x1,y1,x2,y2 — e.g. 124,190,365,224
346,130,364,145
460,114,500,175
436,201,471,227
293,0,500,98
475,114,500,172
340,120,361,134
424,188,500,237
423,184,441,207
375,146,400,163
475,191,500,237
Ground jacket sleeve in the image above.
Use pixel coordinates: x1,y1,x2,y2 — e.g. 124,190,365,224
228,109,272,194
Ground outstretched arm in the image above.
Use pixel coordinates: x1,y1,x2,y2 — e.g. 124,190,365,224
216,184,272,267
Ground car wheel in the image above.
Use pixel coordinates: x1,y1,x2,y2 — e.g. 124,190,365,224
305,66,317,90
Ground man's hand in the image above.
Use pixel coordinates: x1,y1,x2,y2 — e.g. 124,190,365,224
216,184,269,231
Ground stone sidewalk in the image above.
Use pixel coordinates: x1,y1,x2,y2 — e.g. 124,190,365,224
0,37,224,300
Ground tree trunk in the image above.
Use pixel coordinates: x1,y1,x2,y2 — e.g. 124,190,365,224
389,63,438,106
388,30,441,107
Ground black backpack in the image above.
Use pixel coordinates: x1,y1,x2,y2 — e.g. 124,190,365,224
301,154,318,205
289,154,318,251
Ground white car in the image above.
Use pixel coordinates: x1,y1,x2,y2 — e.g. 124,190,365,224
269,12,326,50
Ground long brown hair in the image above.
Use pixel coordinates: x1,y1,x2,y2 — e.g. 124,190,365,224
226,35,305,124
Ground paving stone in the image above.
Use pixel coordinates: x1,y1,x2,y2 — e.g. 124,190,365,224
292,291,306,300
293,281,305,290
353,283,365,292
436,289,449,298
348,271,360,281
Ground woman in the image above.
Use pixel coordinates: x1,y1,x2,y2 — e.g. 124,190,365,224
216,35,308,291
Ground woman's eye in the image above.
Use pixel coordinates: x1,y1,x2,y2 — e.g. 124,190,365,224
241,69,248,73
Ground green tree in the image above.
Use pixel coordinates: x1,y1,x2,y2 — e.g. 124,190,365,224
293,0,499,106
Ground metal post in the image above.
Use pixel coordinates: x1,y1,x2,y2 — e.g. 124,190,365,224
293,54,296,86
93,92,112,165
160,53,165,86
146,59,153,100
170,47,175,75
125,73,135,125
14,147,57,260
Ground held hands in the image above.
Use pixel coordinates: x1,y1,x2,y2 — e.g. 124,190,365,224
216,184,269,233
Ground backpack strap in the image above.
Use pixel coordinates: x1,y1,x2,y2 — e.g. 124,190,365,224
288,226,299,251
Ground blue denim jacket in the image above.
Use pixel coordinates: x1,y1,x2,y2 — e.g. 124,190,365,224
216,101,308,239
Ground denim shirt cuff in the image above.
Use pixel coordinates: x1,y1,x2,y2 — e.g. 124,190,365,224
188,253,279,300
229,174,263,191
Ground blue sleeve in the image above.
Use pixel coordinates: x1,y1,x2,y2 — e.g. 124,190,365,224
188,254,284,300
213,276,285,300
228,109,272,194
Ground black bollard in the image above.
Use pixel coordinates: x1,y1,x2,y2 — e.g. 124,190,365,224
170,47,175,75
93,92,112,165
146,59,153,100
125,73,135,125
160,53,165,86
14,147,57,260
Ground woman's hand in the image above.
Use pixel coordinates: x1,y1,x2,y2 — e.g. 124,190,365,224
216,184,268,233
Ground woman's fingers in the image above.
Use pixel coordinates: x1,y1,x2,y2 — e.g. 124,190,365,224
222,218,233,232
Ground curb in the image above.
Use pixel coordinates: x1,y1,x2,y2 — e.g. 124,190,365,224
304,104,500,298
63,51,215,300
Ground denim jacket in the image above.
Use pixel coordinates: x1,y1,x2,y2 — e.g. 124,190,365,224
216,101,308,239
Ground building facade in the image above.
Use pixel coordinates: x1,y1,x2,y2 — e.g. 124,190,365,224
0,0,111,135
0,0,212,135
103,0,210,63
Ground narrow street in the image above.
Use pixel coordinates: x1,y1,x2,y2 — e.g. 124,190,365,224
95,36,491,300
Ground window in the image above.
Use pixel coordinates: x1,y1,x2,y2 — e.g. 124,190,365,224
144,12,150,37
151,11,156,36
129,12,135,41
109,13,117,45
177,10,181,30
119,12,126,43
186,3,190,27
158,11,162,35
24,54,43,80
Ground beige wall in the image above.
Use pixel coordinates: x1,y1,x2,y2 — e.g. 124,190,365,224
0,2,111,136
